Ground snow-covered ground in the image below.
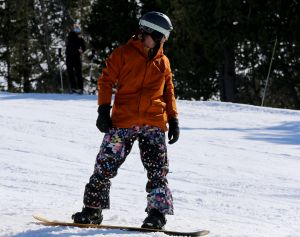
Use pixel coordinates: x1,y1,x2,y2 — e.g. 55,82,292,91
1,92,300,237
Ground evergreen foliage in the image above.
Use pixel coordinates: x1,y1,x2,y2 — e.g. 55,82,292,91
84,0,139,63
0,0,299,109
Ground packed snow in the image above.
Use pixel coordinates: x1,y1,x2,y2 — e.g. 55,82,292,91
0,92,300,237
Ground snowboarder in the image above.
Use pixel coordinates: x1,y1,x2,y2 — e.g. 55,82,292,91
72,11,179,230
65,24,86,94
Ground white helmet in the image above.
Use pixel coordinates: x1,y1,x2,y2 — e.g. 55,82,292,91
139,11,173,40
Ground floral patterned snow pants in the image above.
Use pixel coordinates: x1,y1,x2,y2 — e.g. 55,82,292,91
83,125,174,215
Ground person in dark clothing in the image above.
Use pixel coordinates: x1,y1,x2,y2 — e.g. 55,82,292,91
66,24,86,94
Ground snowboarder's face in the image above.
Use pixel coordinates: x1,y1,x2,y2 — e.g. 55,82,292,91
143,34,166,49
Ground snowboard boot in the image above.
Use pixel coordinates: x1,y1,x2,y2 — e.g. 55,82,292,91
141,209,166,229
72,206,103,224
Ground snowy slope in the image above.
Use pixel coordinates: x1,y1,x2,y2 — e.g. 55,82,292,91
0,92,300,237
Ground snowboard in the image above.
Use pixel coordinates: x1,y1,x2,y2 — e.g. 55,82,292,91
33,215,209,236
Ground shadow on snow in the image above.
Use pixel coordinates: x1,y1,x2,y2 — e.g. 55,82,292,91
181,121,300,146
0,92,96,101
245,121,300,145
11,226,136,237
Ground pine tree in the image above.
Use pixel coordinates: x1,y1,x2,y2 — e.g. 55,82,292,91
85,0,139,61
0,0,35,92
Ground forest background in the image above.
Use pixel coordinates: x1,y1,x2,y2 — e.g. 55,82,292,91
0,0,299,109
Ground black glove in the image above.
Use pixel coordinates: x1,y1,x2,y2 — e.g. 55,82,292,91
168,117,179,144
96,105,112,133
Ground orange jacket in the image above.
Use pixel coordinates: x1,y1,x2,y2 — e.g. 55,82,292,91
97,36,178,131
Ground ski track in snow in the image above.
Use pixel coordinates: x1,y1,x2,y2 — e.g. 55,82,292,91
1,92,300,237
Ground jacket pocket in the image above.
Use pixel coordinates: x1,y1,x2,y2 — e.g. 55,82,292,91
112,93,139,123
147,99,166,115
114,93,139,105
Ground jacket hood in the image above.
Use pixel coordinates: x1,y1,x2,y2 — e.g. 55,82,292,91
126,37,164,60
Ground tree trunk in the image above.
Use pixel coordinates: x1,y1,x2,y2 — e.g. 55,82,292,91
22,41,31,93
220,45,236,102
22,1,32,92
39,0,54,75
7,47,12,91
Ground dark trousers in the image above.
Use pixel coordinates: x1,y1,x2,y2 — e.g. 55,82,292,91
66,57,83,90
83,125,174,215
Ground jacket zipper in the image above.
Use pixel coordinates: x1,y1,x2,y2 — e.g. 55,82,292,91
138,60,150,124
